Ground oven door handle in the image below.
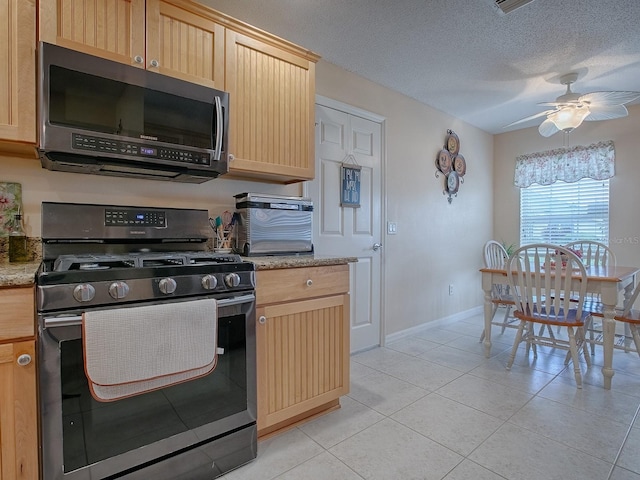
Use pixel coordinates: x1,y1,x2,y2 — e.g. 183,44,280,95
217,294,255,307
43,294,255,328
44,315,83,328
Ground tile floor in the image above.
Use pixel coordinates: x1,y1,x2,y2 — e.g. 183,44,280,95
223,309,640,480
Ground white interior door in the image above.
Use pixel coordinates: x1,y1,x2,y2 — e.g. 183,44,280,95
309,100,383,353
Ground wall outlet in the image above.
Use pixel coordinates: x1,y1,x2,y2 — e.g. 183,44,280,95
449,284,454,295
387,221,397,235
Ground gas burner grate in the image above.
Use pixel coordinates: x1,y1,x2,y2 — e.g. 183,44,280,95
52,252,244,272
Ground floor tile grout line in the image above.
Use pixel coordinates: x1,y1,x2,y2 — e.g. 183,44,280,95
607,401,640,480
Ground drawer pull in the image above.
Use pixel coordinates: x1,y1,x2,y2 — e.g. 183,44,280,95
258,316,267,325
306,279,313,287
17,354,32,366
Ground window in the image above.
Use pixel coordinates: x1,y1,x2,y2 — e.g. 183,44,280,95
520,178,609,246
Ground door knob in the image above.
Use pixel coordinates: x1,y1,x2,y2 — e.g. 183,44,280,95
373,243,383,251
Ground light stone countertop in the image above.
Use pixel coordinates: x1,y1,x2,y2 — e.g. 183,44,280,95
0,252,356,287
246,255,357,270
0,261,40,287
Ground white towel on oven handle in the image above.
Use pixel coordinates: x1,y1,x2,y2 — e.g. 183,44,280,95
83,298,218,402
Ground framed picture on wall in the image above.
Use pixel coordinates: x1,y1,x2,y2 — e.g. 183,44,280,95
341,164,361,208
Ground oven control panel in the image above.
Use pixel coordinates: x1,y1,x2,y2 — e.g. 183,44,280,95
105,208,166,227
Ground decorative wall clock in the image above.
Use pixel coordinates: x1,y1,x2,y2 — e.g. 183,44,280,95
435,129,467,203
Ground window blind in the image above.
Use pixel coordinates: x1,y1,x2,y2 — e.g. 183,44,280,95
520,178,609,246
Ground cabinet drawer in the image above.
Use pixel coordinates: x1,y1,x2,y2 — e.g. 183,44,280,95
0,286,35,342
256,264,349,305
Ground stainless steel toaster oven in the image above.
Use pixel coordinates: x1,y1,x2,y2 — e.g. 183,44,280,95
234,193,313,256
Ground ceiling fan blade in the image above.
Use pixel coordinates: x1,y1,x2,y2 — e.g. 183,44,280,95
503,110,556,128
538,118,560,137
537,102,566,107
579,91,640,106
584,104,629,121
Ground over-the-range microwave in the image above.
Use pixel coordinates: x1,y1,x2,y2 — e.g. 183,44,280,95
37,42,230,183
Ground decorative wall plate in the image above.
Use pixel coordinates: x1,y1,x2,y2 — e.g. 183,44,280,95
446,131,460,155
447,171,460,194
453,154,466,176
436,149,452,174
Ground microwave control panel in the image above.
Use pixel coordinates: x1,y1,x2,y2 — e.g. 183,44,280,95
72,133,212,165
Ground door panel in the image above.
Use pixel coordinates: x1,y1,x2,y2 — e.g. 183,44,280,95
39,0,145,66
312,103,383,352
146,0,224,88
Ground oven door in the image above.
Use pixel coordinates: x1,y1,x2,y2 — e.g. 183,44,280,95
38,293,256,480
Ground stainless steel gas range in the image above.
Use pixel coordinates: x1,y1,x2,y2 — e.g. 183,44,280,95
36,202,257,480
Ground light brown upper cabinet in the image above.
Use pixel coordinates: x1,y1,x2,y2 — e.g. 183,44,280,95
0,0,36,145
37,0,320,183
38,0,225,89
225,29,319,183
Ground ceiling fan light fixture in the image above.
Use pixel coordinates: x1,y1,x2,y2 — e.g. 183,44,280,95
548,105,590,132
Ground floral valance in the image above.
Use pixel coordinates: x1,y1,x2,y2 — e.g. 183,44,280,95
514,140,615,188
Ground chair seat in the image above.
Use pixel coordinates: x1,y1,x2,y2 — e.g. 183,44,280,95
491,295,515,306
584,301,640,324
515,305,589,327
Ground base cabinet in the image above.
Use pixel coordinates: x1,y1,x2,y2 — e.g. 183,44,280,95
0,341,37,480
0,286,37,480
256,265,350,436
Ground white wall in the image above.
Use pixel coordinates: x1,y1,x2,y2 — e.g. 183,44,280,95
315,60,494,337
494,104,640,267
0,155,300,237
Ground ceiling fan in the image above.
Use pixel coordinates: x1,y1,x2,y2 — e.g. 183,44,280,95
505,73,640,137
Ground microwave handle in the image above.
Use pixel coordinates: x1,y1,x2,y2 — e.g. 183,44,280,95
213,96,223,161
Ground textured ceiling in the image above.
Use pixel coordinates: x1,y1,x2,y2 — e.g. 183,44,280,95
200,0,640,134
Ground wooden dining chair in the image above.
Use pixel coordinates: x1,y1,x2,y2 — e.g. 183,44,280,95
564,240,616,268
583,278,640,357
564,240,620,346
505,244,591,388
479,240,517,342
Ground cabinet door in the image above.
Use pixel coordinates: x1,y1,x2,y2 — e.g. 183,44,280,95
0,287,34,343
0,341,37,480
39,0,145,67
226,29,317,182
145,0,224,87
0,0,36,144
256,294,350,432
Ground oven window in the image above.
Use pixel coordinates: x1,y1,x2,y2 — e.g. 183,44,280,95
60,314,247,473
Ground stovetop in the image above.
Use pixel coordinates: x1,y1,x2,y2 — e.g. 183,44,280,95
50,251,244,272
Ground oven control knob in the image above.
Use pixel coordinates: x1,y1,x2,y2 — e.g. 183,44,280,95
224,273,241,288
73,284,96,302
109,281,130,300
201,274,218,290
159,277,177,294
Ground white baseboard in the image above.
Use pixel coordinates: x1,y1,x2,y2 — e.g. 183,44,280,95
384,306,483,344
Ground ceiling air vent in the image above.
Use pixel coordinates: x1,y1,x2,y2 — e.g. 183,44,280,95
486,0,536,15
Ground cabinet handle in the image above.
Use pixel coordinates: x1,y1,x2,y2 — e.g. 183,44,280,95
228,154,235,162
17,354,32,366
134,55,144,64
149,59,159,68
306,279,313,287
258,316,267,325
